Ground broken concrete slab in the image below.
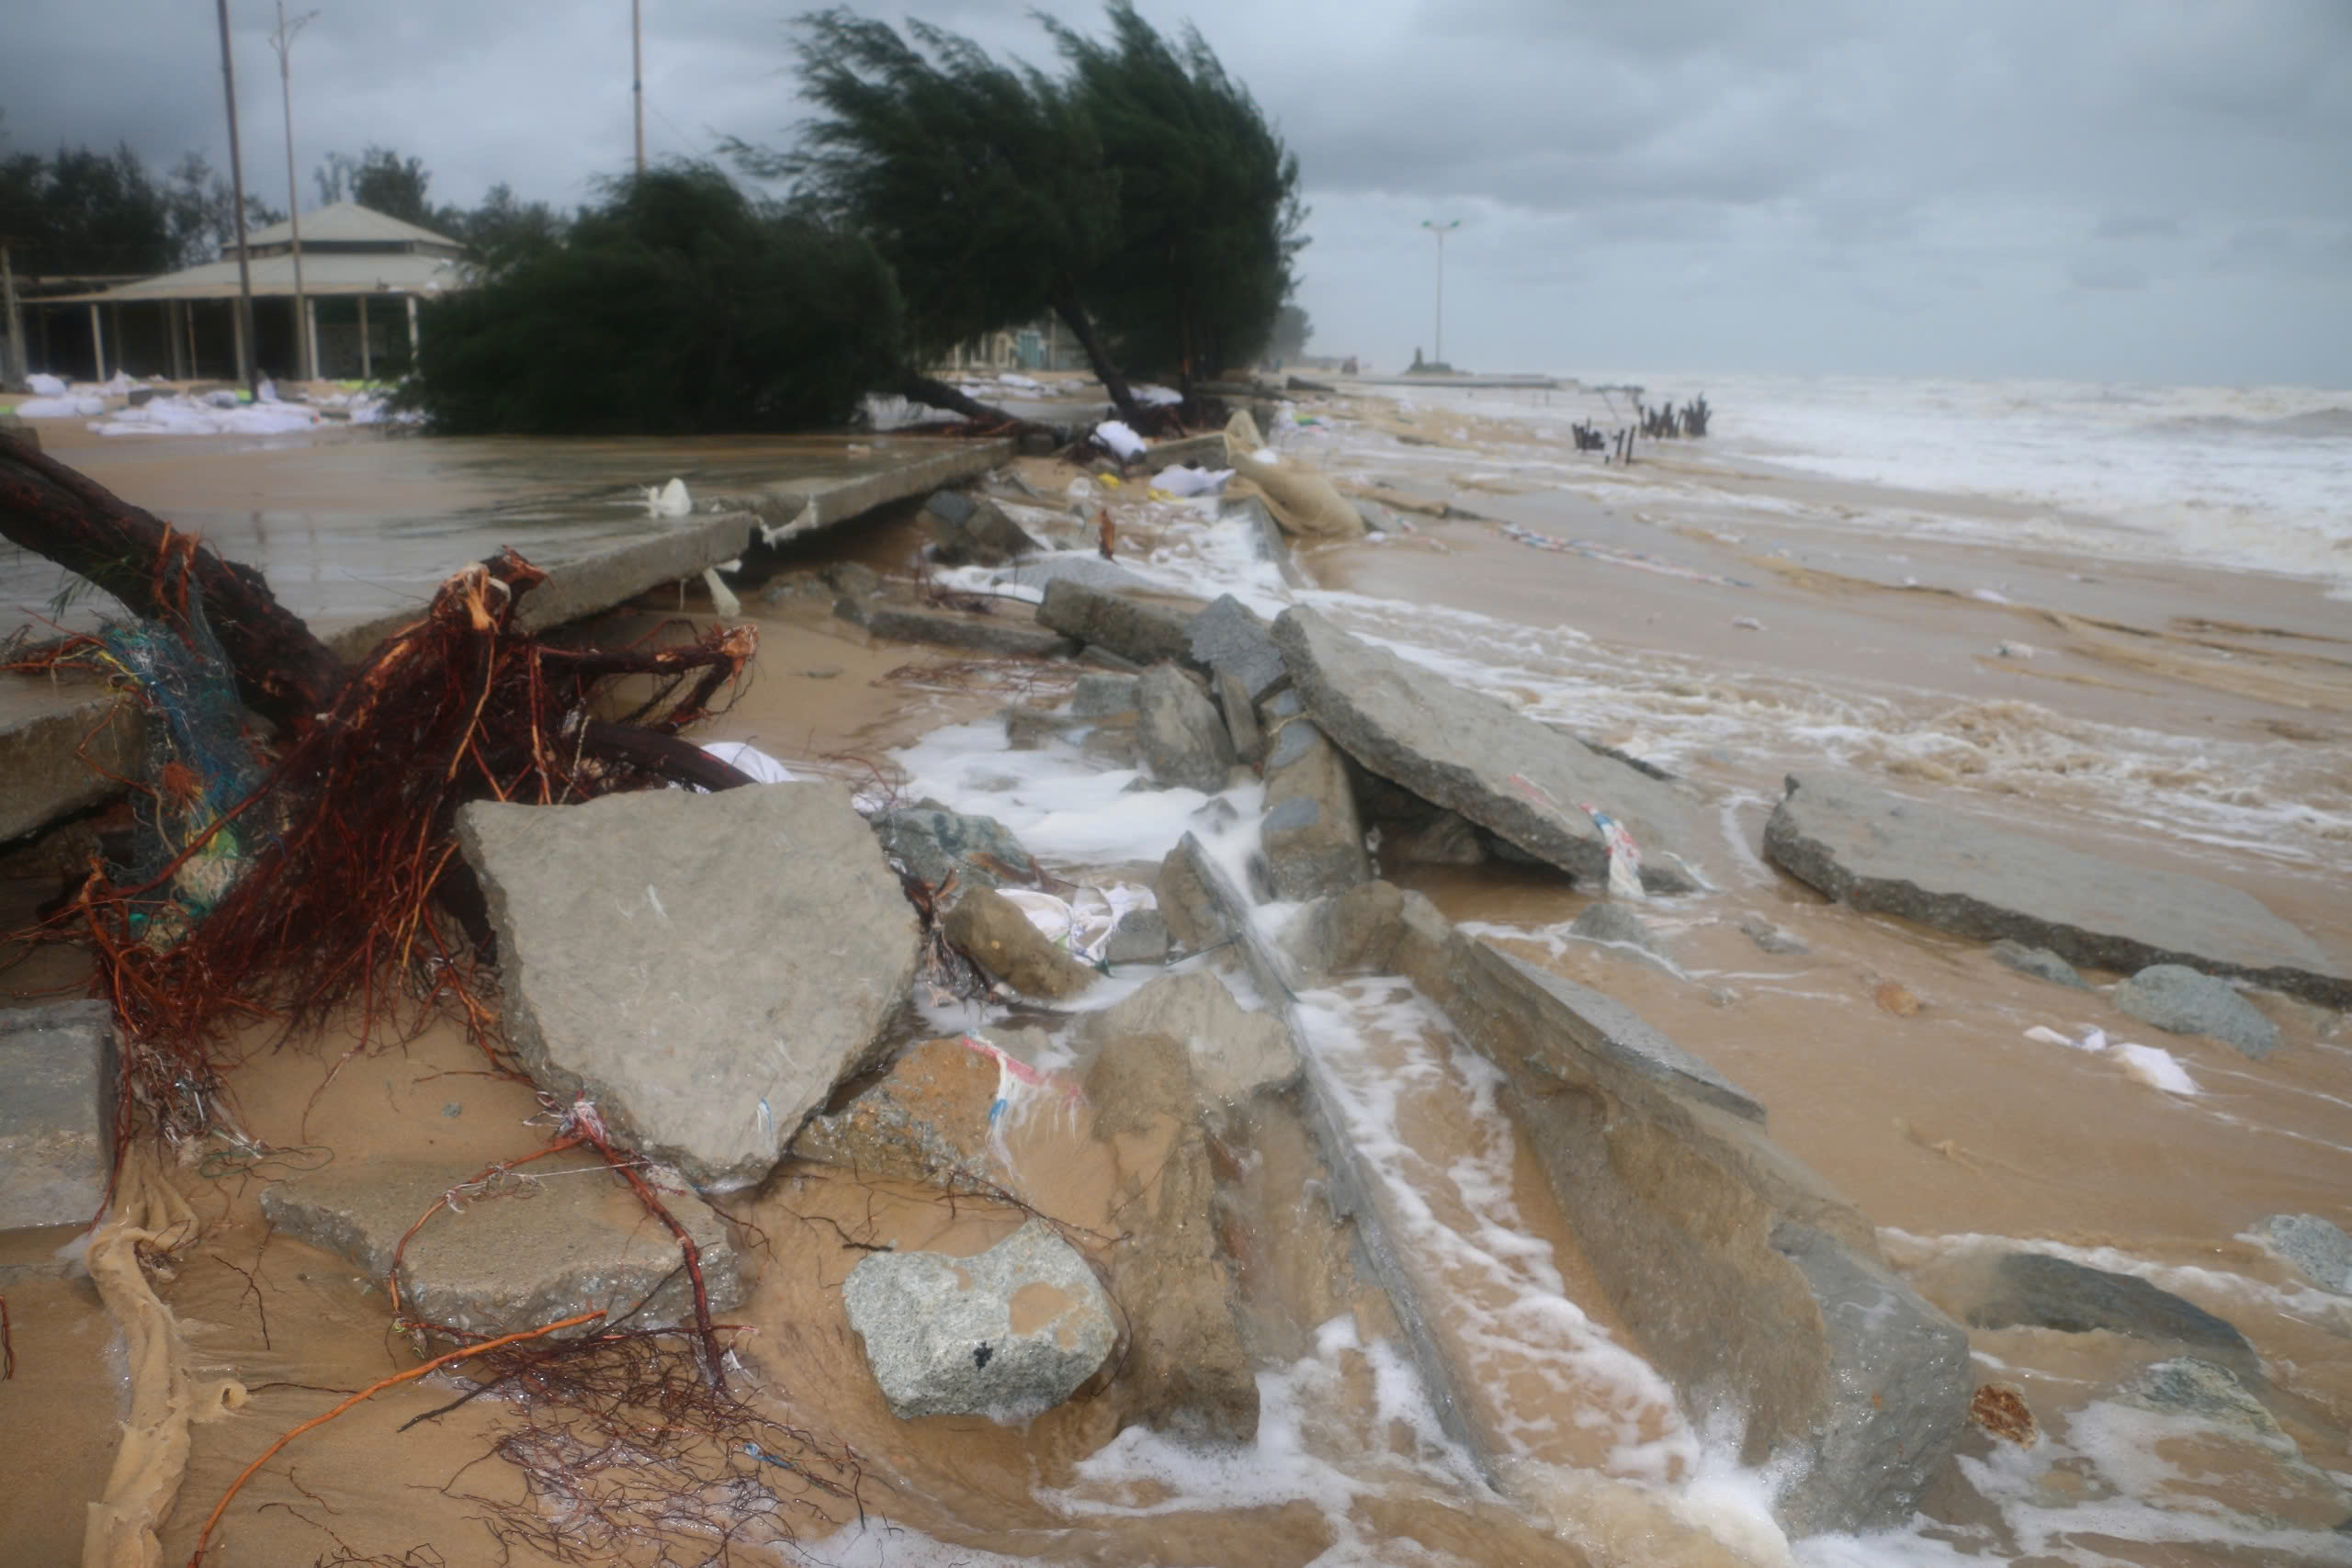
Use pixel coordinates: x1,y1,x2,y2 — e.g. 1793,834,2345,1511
1070,673,1140,717
864,604,1076,660
922,489,1041,567
792,1035,1020,1188
1220,495,1311,590
1103,906,1169,966
1260,718,1371,901
843,1217,1115,1422
1003,555,1159,596
1271,606,1704,893
944,886,1097,1001
721,437,1015,548
2255,1214,2352,1295
1136,663,1235,793
1081,1032,1260,1442
1763,773,2352,1009
457,783,920,1191
2113,964,2281,1060
1279,882,1410,983
0,1001,117,1232
1080,971,1298,1103
1145,432,1230,470
0,678,145,845
1390,914,1970,1534
258,1154,741,1337
1216,671,1264,764
1036,579,1197,669
873,802,1038,891
1187,594,1286,704
1567,901,1668,960
1963,1252,2259,1378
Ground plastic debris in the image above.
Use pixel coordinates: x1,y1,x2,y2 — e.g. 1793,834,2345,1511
996,884,1156,967
959,1033,1083,1168
643,477,693,517
25,371,65,396
699,740,794,784
1091,420,1148,462
1150,465,1233,498
2021,1024,2199,1095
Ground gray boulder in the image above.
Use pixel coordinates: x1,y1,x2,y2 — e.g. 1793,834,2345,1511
259,1156,740,1337
1080,970,1298,1102
1136,663,1236,793
1990,939,2087,987
2256,1213,2352,1295
843,1218,1116,1421
1036,579,1196,668
1272,606,1703,892
1216,671,1264,764
2114,964,2281,1060
457,783,919,1190
1568,901,1667,959
1070,672,1141,717
1187,594,1286,704
921,489,1041,566
0,1000,116,1231
1764,773,2351,1009
1260,718,1371,900
1739,913,1810,956
1102,906,1170,966
1278,881,1410,982
1965,1251,2258,1377
944,886,1097,1000
874,802,1037,891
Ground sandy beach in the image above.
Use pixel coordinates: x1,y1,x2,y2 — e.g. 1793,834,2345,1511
4,375,2348,1566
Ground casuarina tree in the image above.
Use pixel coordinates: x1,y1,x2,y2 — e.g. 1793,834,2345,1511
403,164,903,434
1046,1,1307,389
738,8,1148,423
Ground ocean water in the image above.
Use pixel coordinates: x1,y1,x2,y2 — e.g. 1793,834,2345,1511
1586,373,2352,596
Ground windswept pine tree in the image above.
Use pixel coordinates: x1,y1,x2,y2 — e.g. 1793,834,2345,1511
404,165,902,434
1046,1,1307,390
739,8,1146,423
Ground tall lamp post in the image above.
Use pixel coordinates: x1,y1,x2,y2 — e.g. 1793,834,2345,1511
270,4,318,383
215,0,260,394
1420,219,1460,369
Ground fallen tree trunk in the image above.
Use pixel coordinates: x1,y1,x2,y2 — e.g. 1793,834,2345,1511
0,430,343,734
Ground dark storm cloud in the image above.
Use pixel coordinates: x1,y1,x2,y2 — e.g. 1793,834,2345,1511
3,0,2345,380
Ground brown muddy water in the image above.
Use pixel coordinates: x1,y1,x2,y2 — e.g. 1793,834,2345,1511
3,390,2349,1567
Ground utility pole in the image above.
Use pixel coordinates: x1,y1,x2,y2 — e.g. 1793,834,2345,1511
271,3,319,382
1,241,24,390
631,0,646,175
1420,219,1461,370
216,0,261,395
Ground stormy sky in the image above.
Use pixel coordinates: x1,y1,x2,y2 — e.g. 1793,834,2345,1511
6,0,2347,385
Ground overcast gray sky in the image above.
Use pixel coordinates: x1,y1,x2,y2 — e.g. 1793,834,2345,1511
7,0,2347,385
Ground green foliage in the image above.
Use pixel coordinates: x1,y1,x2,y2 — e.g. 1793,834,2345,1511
1270,302,1312,363
740,9,1118,364
1046,2,1307,383
0,128,265,276
403,165,903,435
444,183,569,272
313,146,435,226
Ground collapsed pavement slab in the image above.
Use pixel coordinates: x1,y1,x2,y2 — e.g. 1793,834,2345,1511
865,604,1076,660
843,1217,1116,1421
1271,606,1707,893
1187,594,1287,705
0,1000,117,1232
1136,663,1235,793
1080,970,1298,1104
258,1154,741,1337
1763,773,2352,1008
1259,716,1371,901
0,677,145,845
1036,579,1198,669
458,782,921,1190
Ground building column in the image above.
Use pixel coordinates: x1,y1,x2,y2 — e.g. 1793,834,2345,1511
306,297,322,381
357,295,372,380
89,302,107,382
405,295,420,365
167,300,187,380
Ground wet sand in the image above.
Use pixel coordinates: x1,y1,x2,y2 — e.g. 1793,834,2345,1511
5,394,2349,1565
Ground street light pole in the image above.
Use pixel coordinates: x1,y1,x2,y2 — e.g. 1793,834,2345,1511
632,0,646,175
1420,219,1460,369
270,4,319,383
216,0,260,394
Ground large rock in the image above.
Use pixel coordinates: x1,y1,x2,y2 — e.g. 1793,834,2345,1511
2112,964,2281,1060
457,783,920,1190
1081,1032,1261,1442
843,1218,1116,1421
1259,717,1370,900
0,1001,117,1232
1136,664,1236,793
1963,1252,2259,1377
2256,1213,2352,1295
1080,971,1298,1103
1567,900,1667,960
1187,594,1287,704
794,1034,1049,1188
1990,939,2086,987
874,802,1037,891
944,886,1097,1000
1216,671,1264,764
1271,606,1703,892
1764,773,2352,1008
258,1156,741,1337
1035,579,1197,668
